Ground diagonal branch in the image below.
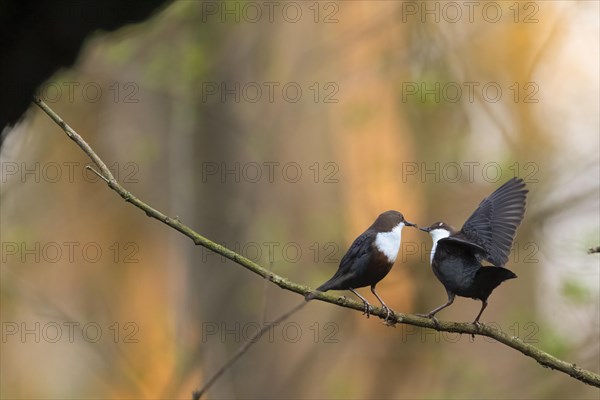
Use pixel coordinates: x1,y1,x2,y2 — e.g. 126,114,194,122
32,97,600,389
192,301,308,400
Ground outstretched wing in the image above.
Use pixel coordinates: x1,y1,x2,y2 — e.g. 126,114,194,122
316,230,375,292
457,177,528,266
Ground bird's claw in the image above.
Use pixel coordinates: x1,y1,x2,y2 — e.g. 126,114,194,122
382,306,397,326
381,305,391,322
471,320,483,339
360,302,372,318
417,312,440,327
384,306,391,322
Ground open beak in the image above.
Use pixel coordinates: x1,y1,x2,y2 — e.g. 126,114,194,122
405,221,417,228
419,226,431,232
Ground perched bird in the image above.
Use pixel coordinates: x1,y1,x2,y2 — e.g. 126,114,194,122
306,210,416,320
419,177,528,324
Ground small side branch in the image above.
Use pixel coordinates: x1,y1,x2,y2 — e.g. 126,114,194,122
32,98,600,389
192,301,308,400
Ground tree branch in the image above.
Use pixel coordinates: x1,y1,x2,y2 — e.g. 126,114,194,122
192,301,308,400
32,97,600,389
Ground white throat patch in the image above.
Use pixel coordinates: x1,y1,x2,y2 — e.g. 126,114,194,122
429,228,451,264
374,222,405,263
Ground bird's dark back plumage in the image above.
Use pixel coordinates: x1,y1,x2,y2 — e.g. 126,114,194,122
315,230,375,292
457,177,528,266
315,210,407,292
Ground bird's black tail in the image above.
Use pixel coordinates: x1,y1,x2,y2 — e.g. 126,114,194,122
305,280,334,301
305,286,325,301
473,267,517,300
305,292,317,301
305,274,342,301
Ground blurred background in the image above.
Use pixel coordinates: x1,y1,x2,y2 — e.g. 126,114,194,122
1,1,598,399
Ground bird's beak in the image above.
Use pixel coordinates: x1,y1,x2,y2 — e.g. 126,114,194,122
419,226,431,232
405,221,417,228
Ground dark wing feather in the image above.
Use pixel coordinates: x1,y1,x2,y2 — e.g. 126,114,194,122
316,230,375,292
438,236,487,256
457,177,528,266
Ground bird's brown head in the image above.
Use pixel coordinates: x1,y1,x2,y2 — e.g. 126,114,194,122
372,210,416,232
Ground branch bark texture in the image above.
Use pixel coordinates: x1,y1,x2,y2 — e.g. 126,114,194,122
32,97,600,389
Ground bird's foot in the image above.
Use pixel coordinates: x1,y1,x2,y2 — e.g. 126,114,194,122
362,302,374,318
381,305,396,325
416,312,440,327
471,320,483,339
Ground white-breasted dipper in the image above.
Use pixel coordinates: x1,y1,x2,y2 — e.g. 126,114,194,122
306,210,416,321
419,177,528,324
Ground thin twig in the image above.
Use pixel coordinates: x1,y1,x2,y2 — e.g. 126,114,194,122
32,97,600,389
85,165,109,183
192,301,308,400
259,261,275,327
192,262,281,399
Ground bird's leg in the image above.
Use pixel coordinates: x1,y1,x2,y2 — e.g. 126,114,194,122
370,285,394,322
417,293,455,325
473,300,488,327
349,288,373,318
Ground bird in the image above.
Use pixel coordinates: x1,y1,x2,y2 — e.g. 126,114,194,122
306,210,416,321
418,177,528,324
